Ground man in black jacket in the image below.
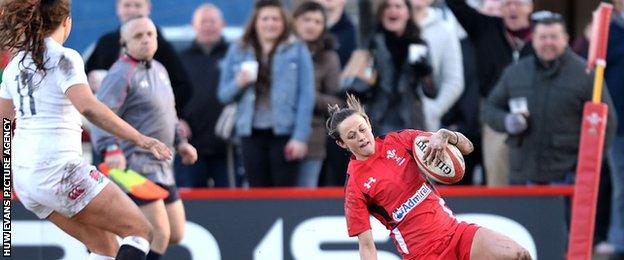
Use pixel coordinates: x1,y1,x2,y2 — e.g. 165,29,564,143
316,0,357,187
446,0,534,186
174,4,231,188
85,0,192,120
482,16,617,184
316,0,356,68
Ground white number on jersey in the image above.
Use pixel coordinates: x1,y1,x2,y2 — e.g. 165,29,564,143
15,70,36,116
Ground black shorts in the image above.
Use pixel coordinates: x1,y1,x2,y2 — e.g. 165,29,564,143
127,183,180,206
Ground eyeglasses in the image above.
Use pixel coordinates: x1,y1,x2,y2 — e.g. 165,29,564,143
531,11,563,22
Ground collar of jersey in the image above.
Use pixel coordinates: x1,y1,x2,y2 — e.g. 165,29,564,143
121,53,152,69
44,37,64,53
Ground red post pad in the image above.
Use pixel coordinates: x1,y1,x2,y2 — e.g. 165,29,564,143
567,102,609,260
587,3,613,71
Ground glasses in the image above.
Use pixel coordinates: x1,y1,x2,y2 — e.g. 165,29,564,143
531,11,563,22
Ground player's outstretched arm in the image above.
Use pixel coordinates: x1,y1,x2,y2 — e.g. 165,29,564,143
357,230,378,260
65,84,172,160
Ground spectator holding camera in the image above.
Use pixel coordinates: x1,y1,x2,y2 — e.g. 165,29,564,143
411,0,464,132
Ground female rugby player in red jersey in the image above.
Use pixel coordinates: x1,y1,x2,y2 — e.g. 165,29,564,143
326,94,531,259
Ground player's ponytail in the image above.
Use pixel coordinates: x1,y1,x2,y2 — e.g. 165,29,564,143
326,93,369,141
0,0,71,74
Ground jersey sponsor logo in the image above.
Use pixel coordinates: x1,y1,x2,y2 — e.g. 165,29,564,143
363,177,376,189
67,186,85,200
386,149,406,166
392,184,431,221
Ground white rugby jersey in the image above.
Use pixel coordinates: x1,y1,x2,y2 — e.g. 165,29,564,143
0,37,88,167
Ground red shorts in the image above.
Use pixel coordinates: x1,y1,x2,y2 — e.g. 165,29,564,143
438,222,480,260
402,222,479,260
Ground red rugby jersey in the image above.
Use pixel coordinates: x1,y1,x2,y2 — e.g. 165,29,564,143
345,129,460,258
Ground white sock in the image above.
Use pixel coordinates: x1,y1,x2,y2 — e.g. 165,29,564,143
120,236,150,254
87,252,115,260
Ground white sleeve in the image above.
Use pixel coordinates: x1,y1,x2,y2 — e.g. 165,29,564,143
0,80,11,99
421,23,464,131
432,23,464,113
56,49,88,93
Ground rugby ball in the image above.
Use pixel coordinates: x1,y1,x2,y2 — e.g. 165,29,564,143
413,134,465,184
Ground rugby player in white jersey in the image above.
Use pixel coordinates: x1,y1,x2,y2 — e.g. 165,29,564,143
0,0,172,259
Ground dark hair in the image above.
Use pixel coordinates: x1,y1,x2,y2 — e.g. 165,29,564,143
293,1,335,62
375,0,420,42
326,94,369,141
0,0,71,74
240,0,291,50
240,0,291,94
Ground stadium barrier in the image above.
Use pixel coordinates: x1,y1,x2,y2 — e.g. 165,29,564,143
11,186,573,260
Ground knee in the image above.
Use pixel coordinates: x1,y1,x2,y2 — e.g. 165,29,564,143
152,224,171,244
86,234,119,256
124,216,154,243
168,235,182,245
512,246,531,260
143,222,155,243
169,228,184,245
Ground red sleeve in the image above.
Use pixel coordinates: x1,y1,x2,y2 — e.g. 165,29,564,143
345,177,371,237
394,129,430,151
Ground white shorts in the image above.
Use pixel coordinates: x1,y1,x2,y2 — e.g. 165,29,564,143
14,158,110,219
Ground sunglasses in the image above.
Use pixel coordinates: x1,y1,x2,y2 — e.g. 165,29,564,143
531,10,563,22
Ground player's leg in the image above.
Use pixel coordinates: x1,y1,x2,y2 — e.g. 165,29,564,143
469,227,531,260
33,161,153,260
165,199,186,245
138,199,171,259
71,182,153,260
47,211,118,257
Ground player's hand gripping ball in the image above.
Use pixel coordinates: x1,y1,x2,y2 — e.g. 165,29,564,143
413,133,465,184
